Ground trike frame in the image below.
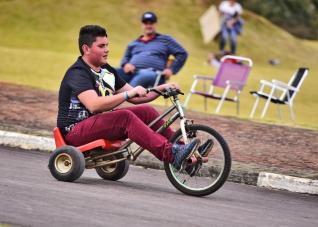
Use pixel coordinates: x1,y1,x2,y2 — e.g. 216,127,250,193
83,88,193,169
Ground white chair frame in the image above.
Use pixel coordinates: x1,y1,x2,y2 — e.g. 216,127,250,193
249,68,309,121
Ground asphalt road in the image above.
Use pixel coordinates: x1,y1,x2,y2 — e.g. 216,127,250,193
0,146,317,227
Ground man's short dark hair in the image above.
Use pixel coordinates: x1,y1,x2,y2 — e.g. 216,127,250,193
78,25,107,55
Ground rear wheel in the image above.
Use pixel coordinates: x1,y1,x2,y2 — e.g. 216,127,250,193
164,124,231,196
48,146,85,182
95,153,129,181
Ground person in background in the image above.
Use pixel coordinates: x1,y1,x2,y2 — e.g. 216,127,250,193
207,50,233,68
218,0,244,54
116,11,188,88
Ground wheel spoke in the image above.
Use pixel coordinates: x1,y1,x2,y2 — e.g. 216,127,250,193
165,124,231,196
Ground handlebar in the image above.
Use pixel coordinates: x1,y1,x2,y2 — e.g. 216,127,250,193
146,88,184,99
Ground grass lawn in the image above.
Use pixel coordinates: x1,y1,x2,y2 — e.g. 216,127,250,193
0,0,317,129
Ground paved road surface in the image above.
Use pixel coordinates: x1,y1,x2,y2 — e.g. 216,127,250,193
0,146,317,227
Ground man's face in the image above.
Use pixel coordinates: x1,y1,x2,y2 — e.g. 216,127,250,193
84,36,109,66
142,21,157,35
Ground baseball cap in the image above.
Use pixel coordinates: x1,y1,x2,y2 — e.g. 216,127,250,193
141,11,157,23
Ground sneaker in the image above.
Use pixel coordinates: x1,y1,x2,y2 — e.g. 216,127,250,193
198,139,214,157
172,138,200,170
185,139,214,176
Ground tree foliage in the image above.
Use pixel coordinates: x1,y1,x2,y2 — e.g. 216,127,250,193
241,0,318,39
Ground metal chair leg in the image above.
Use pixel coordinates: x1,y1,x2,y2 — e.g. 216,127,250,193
183,93,192,108
236,92,240,115
183,79,198,108
261,99,271,119
236,100,240,115
288,103,295,122
276,105,282,120
260,88,275,119
153,71,162,87
216,85,230,113
249,96,260,118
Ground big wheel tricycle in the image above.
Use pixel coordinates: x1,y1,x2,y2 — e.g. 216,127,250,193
48,88,231,196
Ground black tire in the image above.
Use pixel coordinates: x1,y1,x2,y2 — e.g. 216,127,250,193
95,153,129,181
48,146,85,182
164,124,231,196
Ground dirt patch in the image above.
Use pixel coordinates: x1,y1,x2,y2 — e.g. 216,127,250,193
0,82,317,179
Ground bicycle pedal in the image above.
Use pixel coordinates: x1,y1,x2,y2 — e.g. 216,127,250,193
186,140,201,159
184,161,202,177
200,139,214,157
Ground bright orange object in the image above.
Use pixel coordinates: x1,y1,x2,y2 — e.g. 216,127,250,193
53,127,123,153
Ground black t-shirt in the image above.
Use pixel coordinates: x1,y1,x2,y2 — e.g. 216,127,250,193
57,57,126,135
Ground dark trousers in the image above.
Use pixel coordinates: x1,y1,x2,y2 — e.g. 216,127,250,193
65,104,174,162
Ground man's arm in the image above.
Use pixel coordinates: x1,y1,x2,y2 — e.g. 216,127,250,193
120,43,133,68
115,83,180,104
78,90,131,113
78,85,147,113
115,83,158,104
78,79,180,112
166,36,188,75
121,43,137,73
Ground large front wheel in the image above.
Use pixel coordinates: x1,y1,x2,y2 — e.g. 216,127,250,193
164,124,231,196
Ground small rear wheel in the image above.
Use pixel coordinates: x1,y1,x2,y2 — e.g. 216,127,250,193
95,153,129,181
48,146,85,182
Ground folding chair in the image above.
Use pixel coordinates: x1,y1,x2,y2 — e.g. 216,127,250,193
183,55,253,114
249,67,309,121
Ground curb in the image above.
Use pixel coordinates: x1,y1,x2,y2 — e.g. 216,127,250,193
257,172,318,195
1,130,317,195
0,130,55,151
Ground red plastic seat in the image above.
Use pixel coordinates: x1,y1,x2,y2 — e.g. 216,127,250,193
53,127,124,153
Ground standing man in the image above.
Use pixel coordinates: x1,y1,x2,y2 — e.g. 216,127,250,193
117,11,188,88
57,25,199,170
219,0,244,54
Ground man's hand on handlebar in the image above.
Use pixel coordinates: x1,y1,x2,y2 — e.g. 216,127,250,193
127,86,148,98
147,82,183,98
157,82,180,92
125,82,181,102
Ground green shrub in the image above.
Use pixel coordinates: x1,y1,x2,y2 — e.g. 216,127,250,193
242,0,318,40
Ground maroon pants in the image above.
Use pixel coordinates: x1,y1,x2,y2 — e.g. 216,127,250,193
65,104,174,162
